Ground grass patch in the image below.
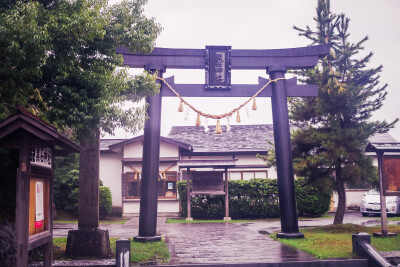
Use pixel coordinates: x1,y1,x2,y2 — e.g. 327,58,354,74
129,239,170,264
387,216,400,222
53,237,170,264
166,218,254,223
52,237,68,260
271,224,400,259
54,210,128,224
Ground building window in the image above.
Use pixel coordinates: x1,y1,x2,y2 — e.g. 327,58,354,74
124,171,177,199
160,172,178,198
229,172,242,180
229,171,268,180
125,172,140,198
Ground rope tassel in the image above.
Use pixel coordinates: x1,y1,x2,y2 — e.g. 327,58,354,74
178,100,184,112
215,119,222,134
236,111,241,123
252,98,257,110
196,113,201,126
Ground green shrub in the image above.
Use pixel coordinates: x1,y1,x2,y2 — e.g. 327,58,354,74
296,177,332,217
177,178,331,219
99,186,112,218
177,179,280,219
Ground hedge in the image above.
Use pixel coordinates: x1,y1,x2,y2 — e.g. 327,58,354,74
99,186,112,218
177,177,331,219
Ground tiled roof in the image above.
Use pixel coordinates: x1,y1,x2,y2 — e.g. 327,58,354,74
366,142,400,153
100,139,125,151
369,132,398,143
100,126,398,154
167,124,274,153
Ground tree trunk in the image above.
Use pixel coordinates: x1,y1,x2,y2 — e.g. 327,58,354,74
333,161,346,225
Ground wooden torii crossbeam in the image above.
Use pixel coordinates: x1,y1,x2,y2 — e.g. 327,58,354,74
118,44,330,241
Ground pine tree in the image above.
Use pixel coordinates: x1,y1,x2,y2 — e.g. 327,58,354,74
291,0,397,224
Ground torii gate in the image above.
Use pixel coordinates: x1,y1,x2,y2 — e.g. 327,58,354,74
118,44,330,241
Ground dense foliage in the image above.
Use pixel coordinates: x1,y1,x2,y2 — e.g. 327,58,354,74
0,149,18,222
177,178,331,219
0,0,162,141
290,0,397,224
295,177,332,217
99,186,112,218
53,154,80,213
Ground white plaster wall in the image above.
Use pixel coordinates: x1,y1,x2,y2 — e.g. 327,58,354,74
100,154,122,208
180,154,277,178
235,155,277,178
261,167,277,179
123,141,179,159
123,162,179,174
160,142,179,157
124,163,142,173
124,142,143,158
159,163,178,172
332,190,369,209
235,155,264,165
123,199,179,216
372,156,378,167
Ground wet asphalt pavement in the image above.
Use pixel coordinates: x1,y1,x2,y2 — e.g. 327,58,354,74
52,211,392,265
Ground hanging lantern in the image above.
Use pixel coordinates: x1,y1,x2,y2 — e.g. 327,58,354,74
195,114,201,126
252,98,257,110
236,111,241,123
178,100,184,112
215,119,223,134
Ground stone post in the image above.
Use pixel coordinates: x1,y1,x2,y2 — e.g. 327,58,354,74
116,238,131,267
66,131,111,257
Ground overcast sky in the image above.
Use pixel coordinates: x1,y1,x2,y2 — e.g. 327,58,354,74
105,0,400,141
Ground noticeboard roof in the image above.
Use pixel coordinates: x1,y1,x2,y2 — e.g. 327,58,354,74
178,159,237,169
0,107,84,155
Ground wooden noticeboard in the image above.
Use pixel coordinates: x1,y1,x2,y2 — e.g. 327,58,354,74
0,107,84,267
29,177,50,236
383,156,400,196
191,171,224,195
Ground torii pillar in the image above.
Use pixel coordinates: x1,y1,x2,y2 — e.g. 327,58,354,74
134,64,165,242
268,65,303,238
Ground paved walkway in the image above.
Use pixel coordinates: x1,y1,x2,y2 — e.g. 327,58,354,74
163,222,315,264
52,212,389,265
